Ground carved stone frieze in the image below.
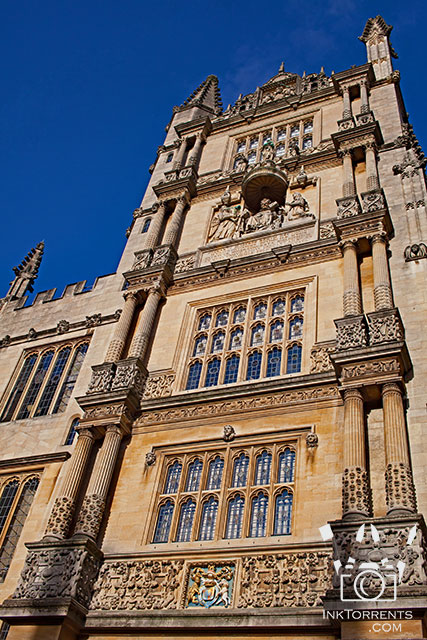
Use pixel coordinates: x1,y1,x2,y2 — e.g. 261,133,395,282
335,316,368,350
85,313,102,328
87,363,115,394
337,117,355,132
44,496,75,539
386,462,417,514
83,403,127,420
310,346,334,373
75,494,106,539
142,373,175,399
360,189,386,213
175,254,196,273
111,358,147,396
319,222,336,239
237,552,332,608
90,559,184,610
367,309,404,344
342,466,371,517
336,195,362,219
342,358,400,380
132,249,153,271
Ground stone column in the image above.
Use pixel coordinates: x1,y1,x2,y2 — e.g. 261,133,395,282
44,428,95,539
359,79,370,114
342,86,352,120
365,142,380,191
173,138,187,169
371,234,394,310
341,149,356,197
104,292,138,363
144,201,167,250
188,132,205,167
163,194,189,248
382,383,417,514
74,424,124,539
342,389,371,518
342,241,362,316
128,283,164,360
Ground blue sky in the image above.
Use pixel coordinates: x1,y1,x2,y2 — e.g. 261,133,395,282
1,0,426,298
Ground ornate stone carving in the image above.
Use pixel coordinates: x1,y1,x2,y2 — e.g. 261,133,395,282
310,346,334,373
75,494,105,539
83,403,127,419
385,462,417,514
27,327,37,340
143,373,175,399
185,563,234,608
335,316,368,350
0,335,11,348
237,552,332,608
145,451,156,466
360,189,385,213
44,496,75,538
87,363,115,394
90,559,184,610
336,195,362,219
338,117,355,131
85,313,102,328
306,433,319,449
342,466,371,516
152,246,174,267
404,243,427,261
56,320,70,334
356,111,375,126
319,222,336,239
223,425,235,442
367,309,404,344
114,308,122,320
110,359,146,395
342,358,400,379
175,254,196,273
132,249,153,271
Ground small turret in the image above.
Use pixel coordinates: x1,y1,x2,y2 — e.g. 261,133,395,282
4,241,44,300
360,15,398,80
179,74,223,117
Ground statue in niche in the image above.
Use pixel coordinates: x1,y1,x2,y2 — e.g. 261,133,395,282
233,156,247,173
283,192,312,221
208,186,243,242
242,198,281,233
261,142,275,163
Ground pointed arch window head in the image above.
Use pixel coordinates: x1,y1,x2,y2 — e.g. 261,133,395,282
186,361,202,390
290,126,300,138
304,121,313,134
198,497,219,541
224,355,240,384
266,347,282,377
225,495,245,539
248,151,257,165
0,481,19,536
198,314,211,331
205,358,220,387
166,153,174,163
250,493,269,537
255,450,272,485
274,489,293,535
229,328,243,351
64,418,79,446
0,354,37,422
287,344,302,374
193,335,207,357
53,343,88,414
289,317,303,340
232,453,249,487
164,461,182,494
176,499,196,542
211,331,225,353
142,218,151,233
253,303,267,320
251,324,265,347
215,310,229,327
272,299,286,316
237,140,246,154
249,138,258,149
270,320,284,343
185,459,203,492
277,129,286,141
206,456,224,490
246,351,262,380
233,307,246,324
291,295,304,313
153,500,174,543
278,448,296,483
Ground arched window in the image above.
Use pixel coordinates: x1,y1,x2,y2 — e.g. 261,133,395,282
17,351,54,420
185,459,203,492
206,456,224,490
205,358,220,387
166,153,173,163
277,129,286,141
53,343,88,414
290,126,300,138
35,347,71,416
250,493,268,537
274,489,293,535
198,497,218,541
263,132,272,144
233,307,246,324
289,317,303,340
236,140,246,154
270,320,283,342
225,495,245,539
64,418,79,446
0,622,10,639
198,314,211,331
0,477,39,581
142,218,151,233
215,310,229,327
164,461,182,494
253,302,267,320
248,151,256,164
0,481,19,536
251,324,264,346
211,332,225,353
193,335,207,356
153,500,174,543
249,138,258,149
176,499,196,542
272,299,286,316
254,451,272,485
0,354,37,422
266,347,282,377
291,295,304,312
304,121,313,134
287,344,302,374
302,136,312,150
232,453,249,487
246,351,262,380
229,328,243,350
275,144,286,158
186,361,202,390
278,448,296,483
224,355,240,384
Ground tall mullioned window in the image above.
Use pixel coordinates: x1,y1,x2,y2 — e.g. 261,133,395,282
0,474,40,582
185,291,305,390
0,341,89,422
151,442,296,544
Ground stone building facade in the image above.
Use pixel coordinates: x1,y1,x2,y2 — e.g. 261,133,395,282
0,14,426,640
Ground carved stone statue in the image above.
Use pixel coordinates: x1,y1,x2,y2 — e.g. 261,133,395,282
243,198,280,234
283,192,311,221
208,187,243,242
261,143,275,162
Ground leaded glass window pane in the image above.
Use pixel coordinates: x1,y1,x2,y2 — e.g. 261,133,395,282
275,144,286,157
232,454,249,487
237,141,246,153
215,310,229,327
0,481,19,537
291,296,304,312
64,418,79,445
0,355,37,422
166,153,173,163
255,451,272,485
198,314,211,331
251,324,265,347
153,500,174,543
205,358,220,387
278,449,295,483
224,355,239,384
263,133,272,144
272,299,286,316
270,320,283,342
266,347,281,377
164,461,182,494
290,126,299,137
274,489,293,535
0,622,10,639
34,347,71,417
246,351,262,380
233,307,246,323
198,497,218,541
248,152,256,164
0,477,39,582
253,303,267,319
185,459,203,492
304,121,313,133
186,361,202,390
142,218,151,233
302,136,312,150
206,457,224,490
287,344,302,374
193,335,207,356
229,329,243,350
277,129,286,141
211,332,225,353
249,138,258,149
176,499,196,542
17,351,54,420
53,344,88,414
289,317,303,340
250,493,268,537
225,495,245,539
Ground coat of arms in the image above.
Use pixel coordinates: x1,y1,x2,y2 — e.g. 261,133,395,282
187,563,234,608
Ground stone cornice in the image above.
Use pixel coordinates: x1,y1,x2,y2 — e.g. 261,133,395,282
0,451,71,470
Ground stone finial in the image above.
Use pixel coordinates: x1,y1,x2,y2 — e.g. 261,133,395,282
179,75,223,115
4,241,44,300
359,16,397,80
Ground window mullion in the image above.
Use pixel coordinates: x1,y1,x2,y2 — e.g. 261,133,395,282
29,351,57,418
267,444,278,536
170,454,186,542
11,353,41,421
48,345,74,414
193,452,209,541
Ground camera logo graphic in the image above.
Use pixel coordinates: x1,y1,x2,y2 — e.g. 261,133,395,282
319,522,417,603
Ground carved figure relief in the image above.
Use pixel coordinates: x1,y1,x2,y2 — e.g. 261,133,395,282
186,563,234,608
